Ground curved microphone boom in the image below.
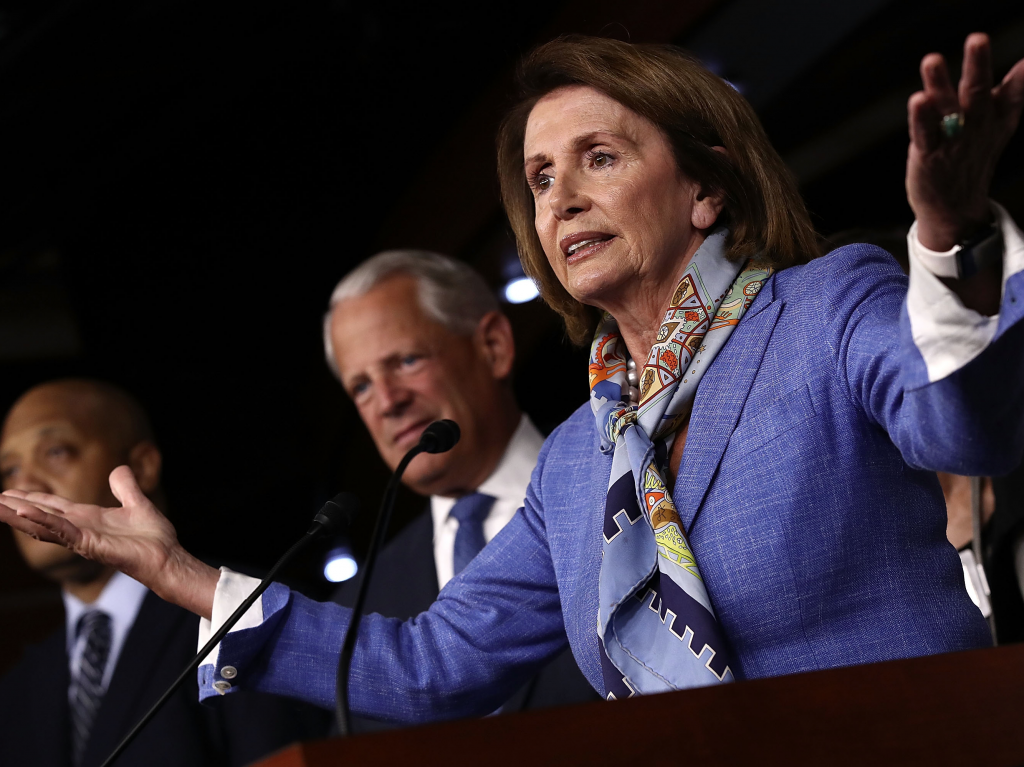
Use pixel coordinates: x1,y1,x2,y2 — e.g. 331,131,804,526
334,419,460,736
100,492,359,767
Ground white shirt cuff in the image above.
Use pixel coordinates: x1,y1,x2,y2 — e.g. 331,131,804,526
197,567,264,666
908,224,966,279
906,201,1024,382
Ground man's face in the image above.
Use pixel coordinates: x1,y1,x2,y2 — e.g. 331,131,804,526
0,386,124,579
329,275,508,496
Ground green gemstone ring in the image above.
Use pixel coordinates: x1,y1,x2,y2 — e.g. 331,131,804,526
941,112,964,140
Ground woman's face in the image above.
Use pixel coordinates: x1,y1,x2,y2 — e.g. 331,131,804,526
524,85,713,317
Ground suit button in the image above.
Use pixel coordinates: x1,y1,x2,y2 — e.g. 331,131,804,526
221,666,238,679
213,681,231,694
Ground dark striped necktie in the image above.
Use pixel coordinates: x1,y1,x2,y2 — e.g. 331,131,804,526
70,610,112,766
449,492,496,576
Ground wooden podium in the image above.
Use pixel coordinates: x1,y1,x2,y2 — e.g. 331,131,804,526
255,643,1024,766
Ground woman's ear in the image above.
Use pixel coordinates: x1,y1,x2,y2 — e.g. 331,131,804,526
691,146,729,231
474,310,516,381
127,441,162,495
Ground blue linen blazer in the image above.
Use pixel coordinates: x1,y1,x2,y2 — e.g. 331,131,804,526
201,245,1024,720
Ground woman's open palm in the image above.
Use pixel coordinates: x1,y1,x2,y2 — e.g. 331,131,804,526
0,465,181,592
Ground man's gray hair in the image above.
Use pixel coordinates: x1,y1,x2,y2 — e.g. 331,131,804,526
322,249,500,378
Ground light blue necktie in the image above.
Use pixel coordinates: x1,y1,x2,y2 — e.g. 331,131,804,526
449,492,496,576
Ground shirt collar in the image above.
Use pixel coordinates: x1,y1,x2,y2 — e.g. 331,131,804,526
474,414,544,506
63,570,149,652
430,414,544,525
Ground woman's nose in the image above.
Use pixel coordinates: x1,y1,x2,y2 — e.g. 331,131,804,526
548,173,589,220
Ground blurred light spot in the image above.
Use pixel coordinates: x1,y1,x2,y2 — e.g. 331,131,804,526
503,276,539,304
324,547,358,582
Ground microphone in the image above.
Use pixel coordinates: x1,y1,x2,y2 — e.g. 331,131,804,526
334,419,461,736
419,419,460,454
101,492,360,767
309,491,360,535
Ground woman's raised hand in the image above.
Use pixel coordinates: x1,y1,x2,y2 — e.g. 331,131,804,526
0,466,218,618
907,33,1024,252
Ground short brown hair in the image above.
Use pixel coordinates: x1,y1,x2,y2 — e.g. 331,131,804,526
497,36,819,344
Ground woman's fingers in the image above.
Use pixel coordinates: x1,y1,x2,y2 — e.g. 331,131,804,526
0,500,49,539
921,53,959,116
0,498,80,547
19,505,82,546
109,465,148,510
2,493,66,518
959,33,994,120
3,489,75,515
908,90,943,153
994,58,1024,130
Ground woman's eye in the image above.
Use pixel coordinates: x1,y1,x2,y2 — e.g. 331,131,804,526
592,152,612,168
528,171,553,193
401,354,421,367
46,445,70,459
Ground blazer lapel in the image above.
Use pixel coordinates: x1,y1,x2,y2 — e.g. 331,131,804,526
81,592,186,767
674,280,784,531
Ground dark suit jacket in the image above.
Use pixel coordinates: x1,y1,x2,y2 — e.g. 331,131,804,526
988,463,1024,644
0,590,329,767
333,508,599,731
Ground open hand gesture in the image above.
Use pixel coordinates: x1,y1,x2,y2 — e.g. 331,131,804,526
908,33,1024,252
0,466,217,617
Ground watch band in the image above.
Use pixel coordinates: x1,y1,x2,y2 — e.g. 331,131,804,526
954,222,1002,280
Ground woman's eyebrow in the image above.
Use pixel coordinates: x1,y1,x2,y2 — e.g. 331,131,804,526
569,130,631,150
525,130,635,167
524,150,549,168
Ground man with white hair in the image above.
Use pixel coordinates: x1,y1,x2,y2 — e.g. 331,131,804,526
324,250,597,730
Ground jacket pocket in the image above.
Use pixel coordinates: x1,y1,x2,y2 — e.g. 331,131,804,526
728,384,817,458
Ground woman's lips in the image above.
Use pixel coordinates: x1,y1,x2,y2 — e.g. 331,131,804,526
566,236,615,265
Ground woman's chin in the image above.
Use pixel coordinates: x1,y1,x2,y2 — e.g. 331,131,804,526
563,267,630,313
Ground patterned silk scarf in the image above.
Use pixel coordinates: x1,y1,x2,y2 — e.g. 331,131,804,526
590,227,771,698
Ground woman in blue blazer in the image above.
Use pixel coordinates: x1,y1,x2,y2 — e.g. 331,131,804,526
4,33,1024,719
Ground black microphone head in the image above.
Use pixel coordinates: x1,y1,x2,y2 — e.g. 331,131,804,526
418,419,461,454
310,491,360,536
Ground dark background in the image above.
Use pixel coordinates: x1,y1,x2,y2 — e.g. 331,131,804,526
1,0,1023,673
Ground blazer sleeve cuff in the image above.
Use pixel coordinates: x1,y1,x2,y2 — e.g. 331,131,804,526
905,201,1024,383
197,568,291,700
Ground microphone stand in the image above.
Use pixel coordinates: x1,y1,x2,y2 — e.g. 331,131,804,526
334,419,460,736
100,493,358,767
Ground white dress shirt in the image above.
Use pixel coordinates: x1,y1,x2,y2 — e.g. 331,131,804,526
63,570,148,695
429,414,545,590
